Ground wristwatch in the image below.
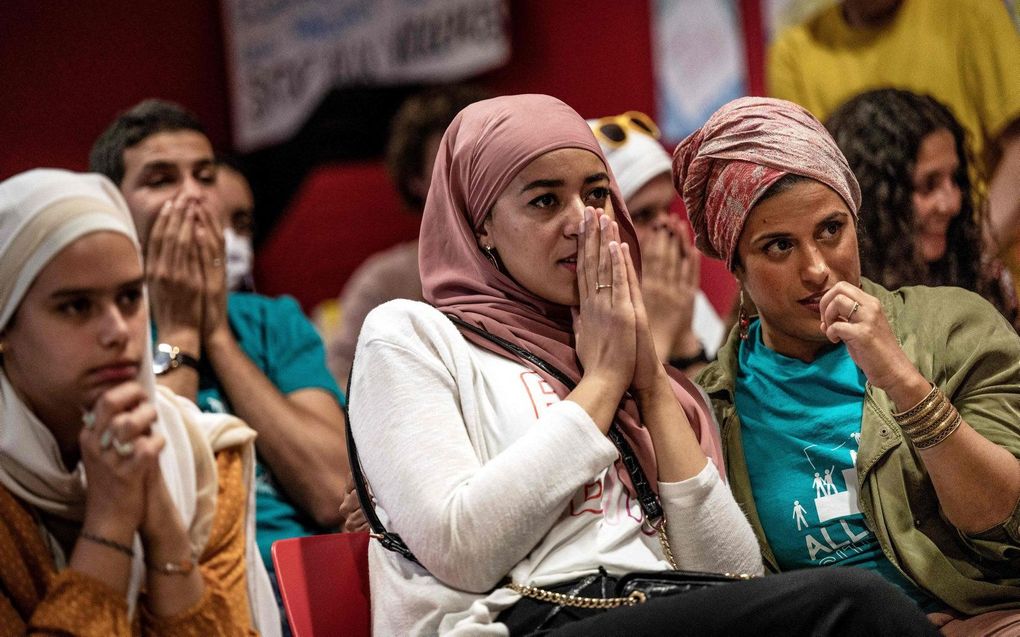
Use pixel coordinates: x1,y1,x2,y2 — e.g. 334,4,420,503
152,343,200,375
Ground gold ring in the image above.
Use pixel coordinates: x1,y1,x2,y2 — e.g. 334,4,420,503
595,283,613,293
846,301,861,322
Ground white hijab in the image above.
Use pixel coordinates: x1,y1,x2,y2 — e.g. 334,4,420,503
0,169,279,634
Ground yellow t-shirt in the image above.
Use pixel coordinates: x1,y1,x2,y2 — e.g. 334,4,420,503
767,0,1020,164
769,0,1020,294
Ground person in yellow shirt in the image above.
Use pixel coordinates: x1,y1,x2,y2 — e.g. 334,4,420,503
768,0,1020,291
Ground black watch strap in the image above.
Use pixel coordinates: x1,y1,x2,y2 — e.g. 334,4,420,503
669,346,710,370
155,343,200,374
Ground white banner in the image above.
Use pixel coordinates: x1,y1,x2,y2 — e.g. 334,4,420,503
652,0,747,142
223,0,510,151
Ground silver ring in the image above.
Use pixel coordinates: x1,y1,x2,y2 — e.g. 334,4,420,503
81,410,96,430
112,438,135,458
595,283,613,293
846,301,861,322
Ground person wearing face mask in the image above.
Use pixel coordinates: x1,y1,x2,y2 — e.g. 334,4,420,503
89,100,347,634
215,159,256,293
588,112,725,375
825,88,1018,330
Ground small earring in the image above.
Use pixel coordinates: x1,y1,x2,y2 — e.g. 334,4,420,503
738,290,750,341
482,245,501,271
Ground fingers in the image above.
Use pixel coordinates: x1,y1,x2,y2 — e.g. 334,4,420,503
146,201,172,265
597,212,613,295
194,205,226,281
819,282,866,328
82,382,158,463
576,207,595,304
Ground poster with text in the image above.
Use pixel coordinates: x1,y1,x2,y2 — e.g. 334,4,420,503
223,0,510,151
652,0,747,142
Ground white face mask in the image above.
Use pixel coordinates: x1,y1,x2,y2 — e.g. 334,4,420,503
224,228,254,291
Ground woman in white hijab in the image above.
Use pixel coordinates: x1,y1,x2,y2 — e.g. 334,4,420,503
0,169,279,636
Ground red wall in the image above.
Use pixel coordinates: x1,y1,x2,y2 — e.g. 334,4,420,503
1,0,746,314
0,1,230,179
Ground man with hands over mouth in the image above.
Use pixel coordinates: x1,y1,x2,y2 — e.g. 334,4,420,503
89,100,348,609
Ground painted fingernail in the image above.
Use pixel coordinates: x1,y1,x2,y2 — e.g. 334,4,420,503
100,430,112,450
81,410,96,430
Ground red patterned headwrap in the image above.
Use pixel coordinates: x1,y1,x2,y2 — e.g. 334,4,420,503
672,97,861,270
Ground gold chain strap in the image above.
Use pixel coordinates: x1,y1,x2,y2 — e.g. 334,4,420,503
657,517,679,571
507,582,647,609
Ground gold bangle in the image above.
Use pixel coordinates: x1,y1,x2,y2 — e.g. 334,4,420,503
912,411,962,450
899,398,952,438
891,384,940,422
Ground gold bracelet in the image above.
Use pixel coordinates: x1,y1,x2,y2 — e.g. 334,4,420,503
912,411,963,450
899,398,952,438
892,384,940,423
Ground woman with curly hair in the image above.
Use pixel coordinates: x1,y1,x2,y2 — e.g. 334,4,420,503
825,88,1017,328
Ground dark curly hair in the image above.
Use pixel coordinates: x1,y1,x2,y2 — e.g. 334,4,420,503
386,85,488,212
825,89,1013,318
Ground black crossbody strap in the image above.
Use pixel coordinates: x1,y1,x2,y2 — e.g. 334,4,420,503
344,364,422,565
343,314,665,569
445,314,663,520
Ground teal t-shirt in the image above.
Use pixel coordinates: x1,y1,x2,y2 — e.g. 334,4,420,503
735,319,938,611
158,293,344,577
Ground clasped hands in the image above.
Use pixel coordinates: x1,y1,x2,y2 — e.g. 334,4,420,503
573,207,667,399
79,381,186,550
146,192,228,349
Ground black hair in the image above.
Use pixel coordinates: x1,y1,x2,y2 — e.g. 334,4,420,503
89,99,206,186
826,89,984,291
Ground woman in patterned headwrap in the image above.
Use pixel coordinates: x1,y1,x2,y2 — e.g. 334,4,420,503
674,97,1020,635
347,94,937,636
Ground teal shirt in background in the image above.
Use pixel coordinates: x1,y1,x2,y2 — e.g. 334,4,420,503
735,319,938,611
158,292,344,578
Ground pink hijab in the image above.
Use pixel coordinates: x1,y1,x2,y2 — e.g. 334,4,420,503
420,94,725,493
672,97,861,270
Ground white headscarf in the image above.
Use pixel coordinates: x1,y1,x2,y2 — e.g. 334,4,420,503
0,169,279,634
587,116,673,200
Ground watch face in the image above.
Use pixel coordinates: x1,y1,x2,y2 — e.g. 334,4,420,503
152,349,173,375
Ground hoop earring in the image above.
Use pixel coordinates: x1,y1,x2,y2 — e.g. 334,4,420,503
482,245,502,271
738,290,750,341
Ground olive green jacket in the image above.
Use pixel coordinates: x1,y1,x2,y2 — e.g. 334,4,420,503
698,279,1020,614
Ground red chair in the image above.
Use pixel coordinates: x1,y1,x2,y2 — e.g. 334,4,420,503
272,532,371,637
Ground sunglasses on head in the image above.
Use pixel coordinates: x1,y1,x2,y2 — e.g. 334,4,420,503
592,111,661,147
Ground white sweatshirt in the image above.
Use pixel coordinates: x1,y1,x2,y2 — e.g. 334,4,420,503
350,300,762,636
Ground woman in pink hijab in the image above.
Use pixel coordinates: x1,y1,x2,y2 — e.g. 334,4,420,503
677,97,1020,635
348,94,936,636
